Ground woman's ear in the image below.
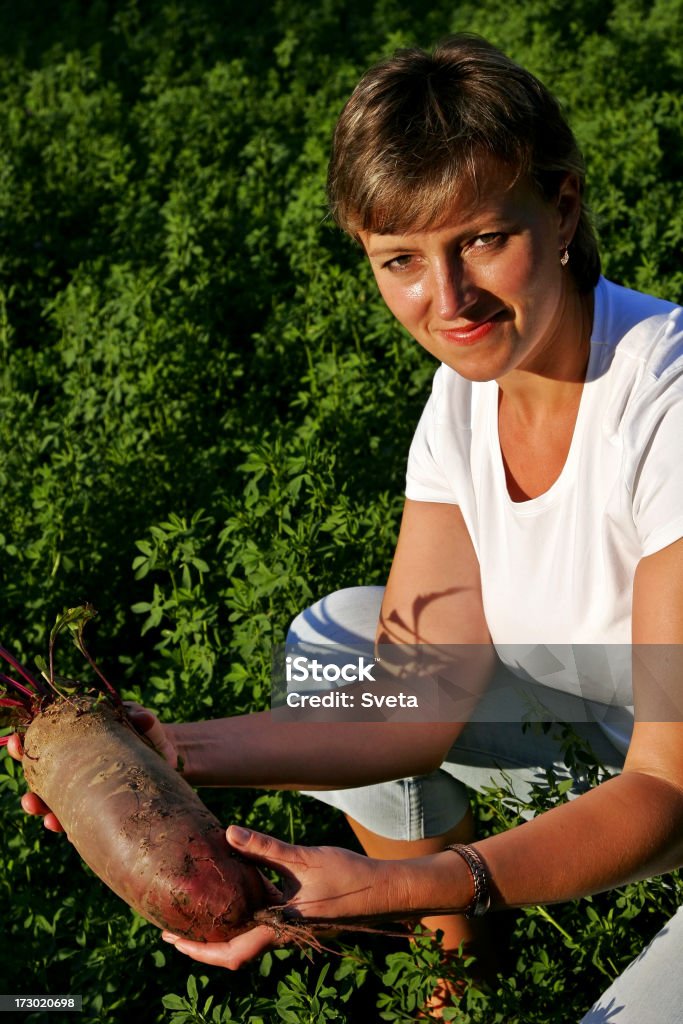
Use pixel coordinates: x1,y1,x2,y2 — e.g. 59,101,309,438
556,173,582,246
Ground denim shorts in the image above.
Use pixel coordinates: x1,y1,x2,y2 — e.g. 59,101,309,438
287,586,627,841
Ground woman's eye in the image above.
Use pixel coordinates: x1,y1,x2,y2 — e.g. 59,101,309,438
470,233,505,250
384,254,415,271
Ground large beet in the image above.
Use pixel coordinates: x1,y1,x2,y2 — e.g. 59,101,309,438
22,697,269,941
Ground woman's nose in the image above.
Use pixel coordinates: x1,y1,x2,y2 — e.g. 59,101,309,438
434,259,476,320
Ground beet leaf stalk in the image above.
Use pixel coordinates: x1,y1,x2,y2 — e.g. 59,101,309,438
0,604,120,743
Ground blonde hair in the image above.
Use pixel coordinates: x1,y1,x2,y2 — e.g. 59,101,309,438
328,34,600,292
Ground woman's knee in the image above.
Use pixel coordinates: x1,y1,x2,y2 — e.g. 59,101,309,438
287,586,385,647
300,770,471,843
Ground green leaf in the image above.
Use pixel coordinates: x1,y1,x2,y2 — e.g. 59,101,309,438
161,994,188,1010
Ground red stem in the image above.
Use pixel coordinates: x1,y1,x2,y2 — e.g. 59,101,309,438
0,696,27,708
76,643,123,707
0,646,48,696
0,671,35,705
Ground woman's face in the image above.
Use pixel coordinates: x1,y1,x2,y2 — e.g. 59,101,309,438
360,171,584,384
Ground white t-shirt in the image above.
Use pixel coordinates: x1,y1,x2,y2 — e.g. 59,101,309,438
405,277,683,752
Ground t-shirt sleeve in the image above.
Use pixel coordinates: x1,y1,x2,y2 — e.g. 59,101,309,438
405,369,460,504
631,376,683,557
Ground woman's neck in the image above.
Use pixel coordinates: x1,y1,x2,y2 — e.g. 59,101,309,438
496,288,594,425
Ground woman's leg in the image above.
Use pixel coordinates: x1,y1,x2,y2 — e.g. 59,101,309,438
346,807,495,1018
286,588,626,836
345,806,480,955
579,903,683,1023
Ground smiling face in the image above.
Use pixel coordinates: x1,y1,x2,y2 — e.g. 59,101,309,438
360,170,586,385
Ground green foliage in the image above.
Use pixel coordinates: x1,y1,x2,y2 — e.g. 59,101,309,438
1,0,682,1021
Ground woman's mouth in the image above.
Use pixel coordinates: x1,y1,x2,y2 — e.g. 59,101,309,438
439,314,500,346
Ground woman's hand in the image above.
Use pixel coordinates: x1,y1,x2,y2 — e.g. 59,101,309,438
7,733,65,832
8,703,179,832
123,702,180,768
19,789,64,831
162,825,398,969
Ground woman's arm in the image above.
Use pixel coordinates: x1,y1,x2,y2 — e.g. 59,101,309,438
378,498,492,646
169,731,683,970
167,711,459,789
168,499,495,789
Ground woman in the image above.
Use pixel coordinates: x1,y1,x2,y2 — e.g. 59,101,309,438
12,34,683,1021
